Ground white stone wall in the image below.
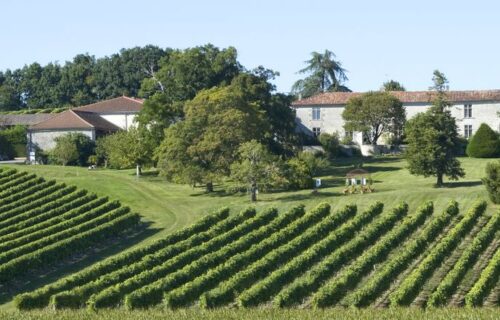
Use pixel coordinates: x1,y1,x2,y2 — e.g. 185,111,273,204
29,129,94,151
100,114,138,130
294,100,500,143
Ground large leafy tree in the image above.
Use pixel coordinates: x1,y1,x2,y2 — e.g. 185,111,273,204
405,70,465,187
291,50,350,98
342,91,405,146
155,77,269,192
136,44,242,143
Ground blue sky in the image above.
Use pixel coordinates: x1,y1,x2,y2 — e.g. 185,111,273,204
1,0,499,93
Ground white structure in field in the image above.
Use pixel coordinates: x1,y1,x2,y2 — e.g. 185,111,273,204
28,96,143,151
292,90,500,154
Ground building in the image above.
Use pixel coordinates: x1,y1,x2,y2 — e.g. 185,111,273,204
292,90,500,154
27,96,143,152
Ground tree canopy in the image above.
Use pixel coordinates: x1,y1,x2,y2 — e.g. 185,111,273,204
342,91,405,146
0,45,168,111
382,80,406,91
291,50,350,98
405,70,464,186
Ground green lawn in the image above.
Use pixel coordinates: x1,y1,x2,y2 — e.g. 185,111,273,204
0,156,498,314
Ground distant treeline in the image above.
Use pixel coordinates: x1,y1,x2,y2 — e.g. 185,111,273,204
0,45,168,111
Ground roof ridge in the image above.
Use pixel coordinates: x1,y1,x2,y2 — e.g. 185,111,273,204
70,110,94,128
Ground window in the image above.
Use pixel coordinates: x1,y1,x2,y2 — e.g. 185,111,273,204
464,104,472,118
312,107,321,120
464,125,473,138
345,130,353,139
312,127,321,137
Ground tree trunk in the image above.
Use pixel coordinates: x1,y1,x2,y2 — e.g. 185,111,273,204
136,164,141,177
436,173,443,187
206,182,213,193
250,182,257,202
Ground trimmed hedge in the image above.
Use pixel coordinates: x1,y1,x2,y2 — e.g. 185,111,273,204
345,201,458,307
389,200,487,306
466,123,500,158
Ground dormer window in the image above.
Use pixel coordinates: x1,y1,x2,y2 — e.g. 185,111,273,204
464,104,472,118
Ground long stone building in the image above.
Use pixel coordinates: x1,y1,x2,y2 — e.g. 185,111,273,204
28,96,143,152
292,90,500,154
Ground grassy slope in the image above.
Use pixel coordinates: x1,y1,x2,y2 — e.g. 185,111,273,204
0,157,498,314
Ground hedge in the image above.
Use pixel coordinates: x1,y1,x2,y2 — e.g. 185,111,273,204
466,123,500,158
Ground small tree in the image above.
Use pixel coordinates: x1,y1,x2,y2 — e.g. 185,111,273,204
466,123,500,158
230,140,284,201
342,91,405,146
482,161,500,204
405,70,465,187
287,151,329,192
97,128,153,176
50,134,80,166
318,133,340,158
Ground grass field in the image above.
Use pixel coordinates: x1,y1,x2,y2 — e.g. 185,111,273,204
0,157,499,318
1,308,500,320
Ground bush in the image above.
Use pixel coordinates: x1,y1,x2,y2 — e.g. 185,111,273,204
466,123,500,158
0,125,26,159
318,133,340,158
482,161,500,204
50,133,95,166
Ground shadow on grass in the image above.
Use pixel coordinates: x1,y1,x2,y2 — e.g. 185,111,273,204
443,181,483,188
273,191,340,202
0,223,160,305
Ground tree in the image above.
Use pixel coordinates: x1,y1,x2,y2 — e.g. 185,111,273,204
466,123,500,158
342,91,405,146
482,161,500,204
136,44,242,143
96,128,153,176
287,151,329,191
50,134,80,166
405,70,465,187
318,132,341,158
382,80,406,91
155,79,269,191
230,140,284,201
291,50,350,98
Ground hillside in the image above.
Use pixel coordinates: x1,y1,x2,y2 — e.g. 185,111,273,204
0,168,142,304
13,198,499,310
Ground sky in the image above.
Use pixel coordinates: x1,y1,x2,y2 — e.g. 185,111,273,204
1,0,499,93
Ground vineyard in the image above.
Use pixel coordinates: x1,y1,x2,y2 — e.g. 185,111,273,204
0,168,141,285
13,190,499,310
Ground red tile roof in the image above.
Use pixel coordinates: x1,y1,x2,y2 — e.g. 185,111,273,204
73,96,144,113
30,110,120,132
291,90,500,106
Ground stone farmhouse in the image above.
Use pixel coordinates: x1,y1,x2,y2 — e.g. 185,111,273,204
27,96,143,151
292,90,500,155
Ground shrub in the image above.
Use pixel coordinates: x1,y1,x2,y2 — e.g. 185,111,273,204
482,161,500,204
466,123,500,158
50,133,95,166
318,133,340,158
